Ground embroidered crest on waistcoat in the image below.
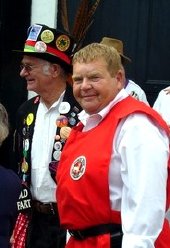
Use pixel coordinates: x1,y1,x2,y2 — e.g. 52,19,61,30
70,156,86,180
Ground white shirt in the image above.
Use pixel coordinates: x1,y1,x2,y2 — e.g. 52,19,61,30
153,86,170,125
125,79,149,105
79,88,169,248
31,93,64,203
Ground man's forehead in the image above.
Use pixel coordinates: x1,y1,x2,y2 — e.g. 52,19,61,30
22,55,45,63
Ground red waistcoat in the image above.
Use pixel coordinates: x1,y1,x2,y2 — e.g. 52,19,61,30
57,96,170,248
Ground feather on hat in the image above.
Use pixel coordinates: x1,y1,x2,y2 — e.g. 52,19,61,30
59,0,101,52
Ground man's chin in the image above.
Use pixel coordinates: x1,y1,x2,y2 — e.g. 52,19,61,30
83,106,97,115
27,86,36,92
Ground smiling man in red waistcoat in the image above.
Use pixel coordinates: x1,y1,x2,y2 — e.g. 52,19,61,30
56,43,170,248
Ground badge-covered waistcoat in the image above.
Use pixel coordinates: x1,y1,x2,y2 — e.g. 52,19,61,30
14,83,82,187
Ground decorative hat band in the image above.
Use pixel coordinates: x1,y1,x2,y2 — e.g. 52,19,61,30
24,40,71,65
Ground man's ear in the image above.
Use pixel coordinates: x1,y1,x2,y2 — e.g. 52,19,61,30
51,64,62,77
115,69,124,89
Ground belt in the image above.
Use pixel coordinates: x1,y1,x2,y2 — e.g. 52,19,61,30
69,223,122,240
33,200,57,215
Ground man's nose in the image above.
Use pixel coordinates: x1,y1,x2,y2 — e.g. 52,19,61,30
20,67,29,77
81,79,92,89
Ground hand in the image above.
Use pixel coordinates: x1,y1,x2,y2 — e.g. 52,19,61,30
10,231,14,246
60,126,72,140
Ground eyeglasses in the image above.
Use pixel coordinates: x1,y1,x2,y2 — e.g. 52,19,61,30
20,63,38,72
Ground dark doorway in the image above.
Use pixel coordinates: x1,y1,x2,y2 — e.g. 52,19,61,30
58,0,170,106
0,0,31,169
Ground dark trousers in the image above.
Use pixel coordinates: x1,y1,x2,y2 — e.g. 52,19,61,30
26,210,66,248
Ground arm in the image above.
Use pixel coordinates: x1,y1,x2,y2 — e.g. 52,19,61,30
114,114,169,247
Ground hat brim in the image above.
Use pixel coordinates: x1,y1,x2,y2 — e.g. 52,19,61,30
13,50,72,73
120,53,132,64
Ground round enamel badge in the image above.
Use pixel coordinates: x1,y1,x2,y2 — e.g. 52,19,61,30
56,35,70,51
53,150,61,161
21,161,28,173
70,156,86,180
54,141,62,151
59,102,71,114
26,113,34,126
41,29,54,43
24,139,29,151
35,41,47,53
56,115,68,127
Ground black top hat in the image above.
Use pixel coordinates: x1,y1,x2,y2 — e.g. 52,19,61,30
14,24,76,73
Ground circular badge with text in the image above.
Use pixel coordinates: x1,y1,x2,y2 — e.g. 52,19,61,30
70,156,86,180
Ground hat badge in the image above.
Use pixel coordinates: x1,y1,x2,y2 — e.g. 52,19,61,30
41,29,54,43
35,41,47,53
56,34,70,51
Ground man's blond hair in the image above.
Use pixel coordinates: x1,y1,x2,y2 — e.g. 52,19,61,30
72,43,122,77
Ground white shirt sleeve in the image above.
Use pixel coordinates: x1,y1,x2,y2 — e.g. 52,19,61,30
111,113,169,248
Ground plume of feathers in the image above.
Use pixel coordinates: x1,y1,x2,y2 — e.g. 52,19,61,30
59,0,101,51
60,0,70,33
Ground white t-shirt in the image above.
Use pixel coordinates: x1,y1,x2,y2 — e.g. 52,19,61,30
125,79,149,105
153,86,170,125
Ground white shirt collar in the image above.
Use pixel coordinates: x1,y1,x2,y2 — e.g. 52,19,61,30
78,88,128,127
39,90,65,111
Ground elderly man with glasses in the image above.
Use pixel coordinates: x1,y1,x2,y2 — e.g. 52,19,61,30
12,24,82,248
